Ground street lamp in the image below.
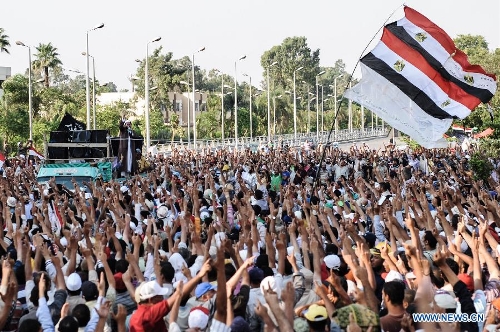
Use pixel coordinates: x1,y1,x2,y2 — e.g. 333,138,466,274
82,52,97,129
214,69,226,141
234,55,246,149
86,23,104,128
266,61,278,142
273,94,282,136
180,80,191,147
242,73,253,139
322,98,330,138
192,46,205,149
16,41,33,140
315,70,325,140
293,66,304,140
332,74,343,134
145,37,161,150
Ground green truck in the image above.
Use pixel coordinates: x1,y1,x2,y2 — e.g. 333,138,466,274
37,130,113,187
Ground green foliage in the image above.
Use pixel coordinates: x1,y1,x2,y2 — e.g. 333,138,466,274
134,46,187,114
197,109,221,139
469,152,493,182
96,104,122,136
400,135,421,150
32,42,63,87
477,139,500,158
261,36,321,92
0,27,10,54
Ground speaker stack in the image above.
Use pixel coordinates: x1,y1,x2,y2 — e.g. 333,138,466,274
48,131,68,160
69,130,91,158
91,130,108,158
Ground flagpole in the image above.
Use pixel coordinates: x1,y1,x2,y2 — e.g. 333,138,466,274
312,3,404,192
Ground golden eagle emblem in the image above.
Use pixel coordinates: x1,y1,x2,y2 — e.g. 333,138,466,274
393,60,405,72
464,75,474,85
441,99,451,108
415,32,427,42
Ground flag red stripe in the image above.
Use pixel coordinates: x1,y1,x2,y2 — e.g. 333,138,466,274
404,6,496,80
381,28,481,110
0,153,4,162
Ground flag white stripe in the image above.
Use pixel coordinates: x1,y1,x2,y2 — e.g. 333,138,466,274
371,41,471,119
397,17,497,94
345,64,451,148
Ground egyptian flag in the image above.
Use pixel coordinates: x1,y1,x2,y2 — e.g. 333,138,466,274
29,147,45,160
0,152,4,169
345,6,497,148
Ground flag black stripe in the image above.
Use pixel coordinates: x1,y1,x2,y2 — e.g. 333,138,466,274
361,53,454,120
386,23,494,104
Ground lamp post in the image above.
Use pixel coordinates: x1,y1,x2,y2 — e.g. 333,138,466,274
273,95,282,136
86,23,104,129
144,37,161,150
234,55,246,149
293,66,304,140
16,41,33,140
242,73,253,139
315,71,325,140
180,80,191,147
192,47,205,149
266,61,278,142
332,74,343,134
323,98,330,133
82,52,96,129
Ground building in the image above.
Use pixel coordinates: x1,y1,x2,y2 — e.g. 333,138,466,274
97,91,207,127
0,67,11,99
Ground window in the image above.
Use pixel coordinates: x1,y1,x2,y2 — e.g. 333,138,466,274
175,101,182,112
195,102,199,112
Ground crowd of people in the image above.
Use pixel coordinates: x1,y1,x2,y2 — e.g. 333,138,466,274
1,138,500,332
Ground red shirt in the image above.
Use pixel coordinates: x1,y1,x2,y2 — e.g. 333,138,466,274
129,300,170,332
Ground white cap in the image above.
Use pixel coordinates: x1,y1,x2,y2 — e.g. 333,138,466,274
188,307,210,329
120,186,129,194
65,272,82,291
157,205,169,219
139,281,168,301
7,197,16,207
324,255,341,270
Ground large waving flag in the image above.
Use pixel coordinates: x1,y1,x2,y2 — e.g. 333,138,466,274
345,6,497,148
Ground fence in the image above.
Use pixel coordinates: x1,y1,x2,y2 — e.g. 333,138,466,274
152,126,390,153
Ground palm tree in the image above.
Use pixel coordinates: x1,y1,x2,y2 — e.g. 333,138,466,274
33,43,62,87
0,28,10,54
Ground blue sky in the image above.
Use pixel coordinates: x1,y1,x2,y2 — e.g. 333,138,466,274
1,0,498,90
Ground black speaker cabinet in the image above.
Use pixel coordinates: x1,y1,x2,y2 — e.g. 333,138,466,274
49,131,69,143
70,130,91,143
48,147,68,160
92,130,108,143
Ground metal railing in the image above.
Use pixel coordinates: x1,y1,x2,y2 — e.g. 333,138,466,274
153,126,390,152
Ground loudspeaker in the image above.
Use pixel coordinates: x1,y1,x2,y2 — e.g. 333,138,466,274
91,147,107,158
70,130,91,143
50,131,68,143
48,147,68,160
91,130,108,143
70,147,90,159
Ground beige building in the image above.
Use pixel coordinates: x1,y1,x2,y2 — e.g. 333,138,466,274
97,91,207,127
0,67,11,99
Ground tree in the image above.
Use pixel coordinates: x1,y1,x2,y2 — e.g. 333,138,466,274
33,43,63,87
261,36,320,93
0,28,10,54
134,46,188,115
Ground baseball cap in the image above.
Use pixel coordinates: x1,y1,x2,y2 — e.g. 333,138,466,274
370,242,391,257
81,281,98,301
195,282,217,299
66,273,82,292
304,304,328,321
324,255,341,271
139,281,168,301
249,268,265,284
230,316,250,332
188,307,210,329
